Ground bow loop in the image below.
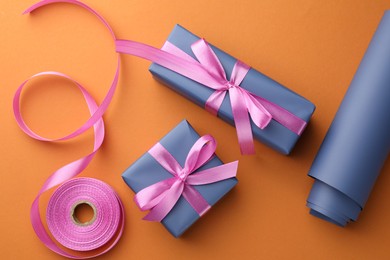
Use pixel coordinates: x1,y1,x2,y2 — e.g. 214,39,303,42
142,179,185,221
183,134,216,174
231,60,251,84
191,39,227,82
134,177,177,210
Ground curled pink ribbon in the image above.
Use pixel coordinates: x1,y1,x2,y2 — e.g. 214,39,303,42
14,1,123,258
134,135,238,222
115,39,307,155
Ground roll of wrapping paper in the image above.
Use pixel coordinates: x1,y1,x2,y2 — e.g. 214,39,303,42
307,11,390,226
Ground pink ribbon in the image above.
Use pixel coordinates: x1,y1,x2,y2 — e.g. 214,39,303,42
134,135,238,222
115,39,307,155
14,1,123,258
46,178,124,253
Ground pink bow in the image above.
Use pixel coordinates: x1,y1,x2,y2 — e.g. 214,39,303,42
116,38,307,155
134,135,238,222
163,40,307,155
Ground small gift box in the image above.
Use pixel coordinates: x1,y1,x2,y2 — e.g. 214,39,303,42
149,25,316,155
122,120,238,237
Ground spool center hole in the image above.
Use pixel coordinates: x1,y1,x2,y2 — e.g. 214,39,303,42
72,202,95,225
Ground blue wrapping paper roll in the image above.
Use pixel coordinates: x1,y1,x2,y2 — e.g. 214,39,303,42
122,120,237,237
150,25,315,154
307,12,390,226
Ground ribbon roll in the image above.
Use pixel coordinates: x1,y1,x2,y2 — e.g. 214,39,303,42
46,178,124,253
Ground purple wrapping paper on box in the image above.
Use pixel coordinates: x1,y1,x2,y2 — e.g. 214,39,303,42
149,25,316,154
122,120,238,237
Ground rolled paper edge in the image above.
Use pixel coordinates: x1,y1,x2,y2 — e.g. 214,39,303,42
307,202,347,227
307,179,362,226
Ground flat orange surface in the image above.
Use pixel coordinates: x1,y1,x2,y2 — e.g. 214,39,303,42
1,0,390,259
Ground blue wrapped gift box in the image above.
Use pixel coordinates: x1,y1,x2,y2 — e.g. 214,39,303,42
149,25,316,154
122,120,238,237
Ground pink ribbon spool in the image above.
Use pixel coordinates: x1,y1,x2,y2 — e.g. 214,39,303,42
46,178,125,252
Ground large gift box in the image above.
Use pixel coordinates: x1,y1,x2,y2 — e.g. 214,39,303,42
122,120,238,237
149,25,316,155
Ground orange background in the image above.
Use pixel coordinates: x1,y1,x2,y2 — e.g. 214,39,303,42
1,0,390,259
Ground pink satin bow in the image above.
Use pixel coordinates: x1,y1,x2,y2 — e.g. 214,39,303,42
116,39,307,155
134,135,238,222
192,40,271,155
163,40,308,155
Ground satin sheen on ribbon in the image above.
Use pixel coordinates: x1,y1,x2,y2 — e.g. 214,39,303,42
134,135,238,222
115,38,307,155
14,1,123,258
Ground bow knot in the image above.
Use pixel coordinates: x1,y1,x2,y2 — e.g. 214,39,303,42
177,170,188,182
134,134,238,222
225,81,237,90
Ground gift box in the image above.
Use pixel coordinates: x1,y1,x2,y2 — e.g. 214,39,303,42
149,25,316,155
122,120,238,237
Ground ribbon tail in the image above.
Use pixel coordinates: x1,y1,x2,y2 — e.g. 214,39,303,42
143,180,184,222
134,177,176,210
244,90,273,129
186,161,238,185
254,95,307,135
115,40,223,89
229,87,255,155
182,185,211,217
205,90,226,116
